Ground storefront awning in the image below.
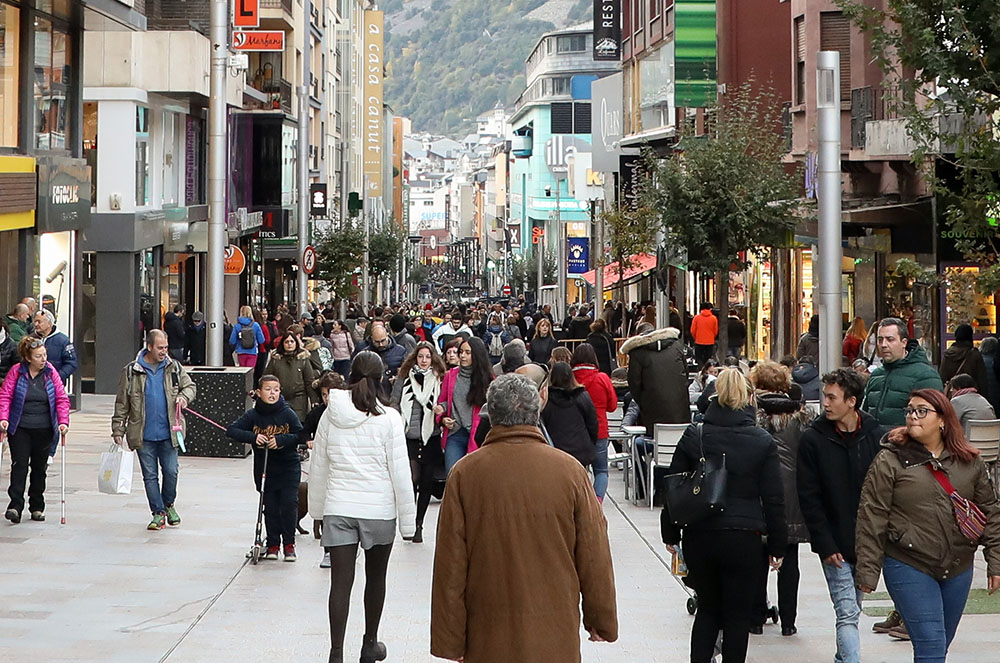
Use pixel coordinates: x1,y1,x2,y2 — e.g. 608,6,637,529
581,253,657,287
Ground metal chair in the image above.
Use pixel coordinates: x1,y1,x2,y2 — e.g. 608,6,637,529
649,423,689,510
966,419,1000,490
622,425,646,504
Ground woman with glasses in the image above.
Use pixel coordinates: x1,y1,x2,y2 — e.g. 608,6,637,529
0,335,70,524
856,389,1000,662
435,337,493,473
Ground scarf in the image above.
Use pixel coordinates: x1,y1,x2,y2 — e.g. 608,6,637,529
951,387,978,399
400,367,440,443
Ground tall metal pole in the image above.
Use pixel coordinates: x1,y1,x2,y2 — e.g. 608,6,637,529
206,0,227,366
593,199,604,319
817,51,843,375
361,183,370,309
297,86,309,317
555,179,564,322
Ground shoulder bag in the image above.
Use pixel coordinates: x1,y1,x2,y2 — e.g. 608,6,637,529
664,424,728,528
927,463,986,543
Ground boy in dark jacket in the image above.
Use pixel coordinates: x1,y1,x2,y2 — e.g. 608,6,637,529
227,375,303,562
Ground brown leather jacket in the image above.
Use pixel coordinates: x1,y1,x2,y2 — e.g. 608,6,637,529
855,436,1000,590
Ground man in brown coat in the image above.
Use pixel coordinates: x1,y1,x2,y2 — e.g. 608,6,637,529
431,373,618,663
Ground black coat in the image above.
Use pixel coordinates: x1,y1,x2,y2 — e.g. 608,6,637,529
0,336,17,382
796,410,883,563
586,331,616,375
622,327,690,435
186,322,207,366
568,316,592,340
541,386,598,466
939,341,989,399
527,335,557,364
792,362,820,401
756,392,813,544
163,312,186,350
226,397,303,487
661,403,788,557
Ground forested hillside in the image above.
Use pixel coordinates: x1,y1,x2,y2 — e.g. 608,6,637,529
383,0,591,135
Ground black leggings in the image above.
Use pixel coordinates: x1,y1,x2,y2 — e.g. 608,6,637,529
409,435,443,528
327,542,393,663
7,426,51,514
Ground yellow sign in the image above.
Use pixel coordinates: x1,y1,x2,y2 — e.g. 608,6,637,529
363,11,384,197
0,156,37,231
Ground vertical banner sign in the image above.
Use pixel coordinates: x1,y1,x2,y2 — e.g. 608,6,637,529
363,11,384,197
675,0,717,107
593,0,621,61
567,237,590,274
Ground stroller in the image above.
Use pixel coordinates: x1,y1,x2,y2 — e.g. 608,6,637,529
670,543,780,623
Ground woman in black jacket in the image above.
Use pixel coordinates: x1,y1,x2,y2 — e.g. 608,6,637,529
541,361,598,467
662,368,787,663
527,318,558,365
586,318,617,375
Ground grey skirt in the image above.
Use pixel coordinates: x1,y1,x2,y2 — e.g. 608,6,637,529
321,515,396,549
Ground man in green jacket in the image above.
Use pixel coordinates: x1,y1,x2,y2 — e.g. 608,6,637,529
4,304,31,343
862,317,943,427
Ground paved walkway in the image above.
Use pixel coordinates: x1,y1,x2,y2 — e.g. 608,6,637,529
0,395,994,662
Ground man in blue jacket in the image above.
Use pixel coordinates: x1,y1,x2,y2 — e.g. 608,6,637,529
33,309,76,383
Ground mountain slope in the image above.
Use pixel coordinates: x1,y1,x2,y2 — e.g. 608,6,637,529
384,0,590,135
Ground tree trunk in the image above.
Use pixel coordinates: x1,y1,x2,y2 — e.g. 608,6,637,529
717,269,730,362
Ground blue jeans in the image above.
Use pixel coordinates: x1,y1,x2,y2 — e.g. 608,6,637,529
592,438,609,500
883,556,973,662
333,359,351,379
821,560,863,663
137,439,179,515
444,428,470,475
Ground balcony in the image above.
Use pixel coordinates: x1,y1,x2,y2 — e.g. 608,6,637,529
851,85,901,150
260,0,295,31
275,78,292,114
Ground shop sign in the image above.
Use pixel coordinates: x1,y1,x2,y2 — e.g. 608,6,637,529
224,245,247,275
36,156,91,234
593,0,621,61
545,135,591,176
363,11,385,196
233,30,285,52
567,237,590,274
233,0,260,28
310,183,328,217
0,156,37,231
256,208,290,238
506,224,521,249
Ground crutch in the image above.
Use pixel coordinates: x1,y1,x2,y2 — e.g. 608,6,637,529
60,430,67,525
0,430,6,485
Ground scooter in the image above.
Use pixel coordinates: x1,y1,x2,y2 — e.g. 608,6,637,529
247,446,269,565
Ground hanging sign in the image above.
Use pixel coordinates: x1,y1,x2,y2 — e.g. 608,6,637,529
224,245,247,275
567,237,590,274
233,31,285,52
233,0,260,28
593,0,621,61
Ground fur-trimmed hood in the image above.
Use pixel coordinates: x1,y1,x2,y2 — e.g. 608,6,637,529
620,327,681,354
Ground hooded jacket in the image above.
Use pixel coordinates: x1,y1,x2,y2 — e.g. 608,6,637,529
791,362,820,401
568,315,592,340
756,392,814,544
41,328,76,381
264,349,319,422
307,389,416,536
541,385,599,466
227,396,303,485
573,364,617,439
4,315,29,343
111,351,196,451
660,402,788,557
855,436,1000,590
690,309,718,346
621,327,690,435
939,341,989,398
229,316,266,356
430,425,618,663
186,321,206,365
796,410,883,563
862,347,944,426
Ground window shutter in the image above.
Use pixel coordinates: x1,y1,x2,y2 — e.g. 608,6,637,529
574,102,592,134
795,16,806,63
820,12,851,102
551,103,574,134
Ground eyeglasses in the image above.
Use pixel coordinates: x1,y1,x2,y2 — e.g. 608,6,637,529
904,406,938,419
26,338,44,350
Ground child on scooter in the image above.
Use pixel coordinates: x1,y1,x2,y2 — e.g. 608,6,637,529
227,374,303,561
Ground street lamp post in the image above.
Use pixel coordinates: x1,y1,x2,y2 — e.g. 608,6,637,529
206,0,227,366
817,51,843,375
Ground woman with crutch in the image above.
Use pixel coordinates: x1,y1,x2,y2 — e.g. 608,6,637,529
0,335,70,523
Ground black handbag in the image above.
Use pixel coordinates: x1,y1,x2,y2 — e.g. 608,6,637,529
664,424,728,528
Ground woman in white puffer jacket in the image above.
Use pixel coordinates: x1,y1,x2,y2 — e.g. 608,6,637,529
310,350,415,663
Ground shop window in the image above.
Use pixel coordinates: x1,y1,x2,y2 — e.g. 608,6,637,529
136,106,150,207
639,41,674,132
83,102,97,204
0,4,19,147
162,111,178,206
33,17,71,151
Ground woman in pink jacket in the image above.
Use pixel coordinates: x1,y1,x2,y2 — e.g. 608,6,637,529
0,335,70,524
435,337,493,474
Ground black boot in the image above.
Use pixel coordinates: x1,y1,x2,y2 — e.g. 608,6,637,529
411,526,423,544
360,636,387,663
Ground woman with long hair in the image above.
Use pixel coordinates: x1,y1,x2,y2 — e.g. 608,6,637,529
435,337,493,473
310,351,415,663
265,332,319,422
571,343,617,501
329,320,355,379
587,318,617,375
391,341,446,543
842,316,867,365
548,345,573,369
542,361,599,467
251,307,272,385
856,389,1000,662
230,304,266,369
528,318,557,364
662,368,786,663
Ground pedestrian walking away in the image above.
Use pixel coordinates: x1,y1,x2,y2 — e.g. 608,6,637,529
111,330,196,530
163,304,187,362
231,306,267,369
227,375,304,561
431,373,618,663
571,343,618,501
309,351,415,663
0,335,70,524
856,388,1000,663
690,302,719,364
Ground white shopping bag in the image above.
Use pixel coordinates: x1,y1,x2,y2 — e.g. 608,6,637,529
98,444,134,495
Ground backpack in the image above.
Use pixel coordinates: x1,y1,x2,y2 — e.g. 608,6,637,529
488,331,504,357
238,325,257,349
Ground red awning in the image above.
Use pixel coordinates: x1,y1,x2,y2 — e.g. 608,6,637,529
581,253,657,287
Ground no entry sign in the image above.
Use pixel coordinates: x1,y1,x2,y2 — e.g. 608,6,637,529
302,245,317,275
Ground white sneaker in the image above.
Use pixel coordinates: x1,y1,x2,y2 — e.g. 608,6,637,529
47,456,54,466
320,551,331,568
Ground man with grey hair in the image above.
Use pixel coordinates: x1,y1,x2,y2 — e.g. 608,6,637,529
493,338,527,376
33,309,76,384
431,373,618,663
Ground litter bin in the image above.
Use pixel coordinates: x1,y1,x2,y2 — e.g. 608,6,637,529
183,366,254,458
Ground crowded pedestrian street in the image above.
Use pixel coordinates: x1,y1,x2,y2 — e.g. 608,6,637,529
0,394,994,662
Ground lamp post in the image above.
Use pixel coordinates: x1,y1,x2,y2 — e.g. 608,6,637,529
816,51,843,375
